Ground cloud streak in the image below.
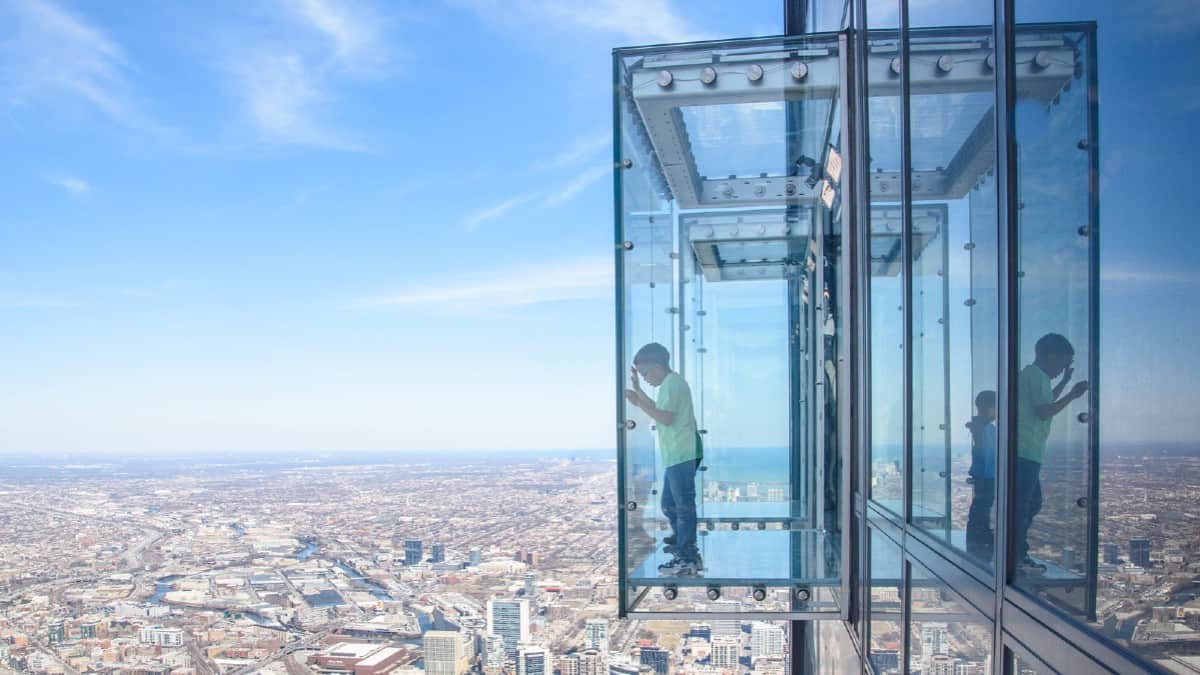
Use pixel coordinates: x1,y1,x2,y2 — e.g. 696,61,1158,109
461,192,541,230
454,0,706,45
46,174,91,197
0,0,154,130
542,165,610,206
224,0,393,151
354,257,613,312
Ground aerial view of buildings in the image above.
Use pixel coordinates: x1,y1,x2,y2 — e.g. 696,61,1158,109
0,454,795,674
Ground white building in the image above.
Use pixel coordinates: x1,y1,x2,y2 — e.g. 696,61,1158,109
750,622,785,663
585,618,609,651
139,625,184,647
425,630,472,675
711,636,740,669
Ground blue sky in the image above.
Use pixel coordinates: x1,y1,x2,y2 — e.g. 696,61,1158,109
0,0,782,454
1,0,1197,455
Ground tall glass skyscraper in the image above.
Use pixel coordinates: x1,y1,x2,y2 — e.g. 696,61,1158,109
613,0,1199,672
486,599,530,662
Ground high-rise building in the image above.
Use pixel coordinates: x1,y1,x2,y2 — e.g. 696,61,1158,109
921,622,948,658
579,649,606,675
1103,543,1120,564
1130,539,1152,568
558,653,581,675
688,623,712,641
517,645,547,675
750,622,785,663
47,620,65,645
424,630,471,675
431,543,446,563
711,636,739,669
584,618,609,651
524,571,537,597
638,646,668,675
405,538,423,566
487,599,530,661
482,633,506,671
469,548,482,565
607,2,1187,674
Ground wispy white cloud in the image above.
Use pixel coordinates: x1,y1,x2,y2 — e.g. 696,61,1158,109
454,0,706,45
46,174,91,197
1101,265,1196,285
224,0,394,151
0,0,153,130
543,165,610,206
531,132,610,172
281,0,388,72
461,192,540,230
354,257,613,312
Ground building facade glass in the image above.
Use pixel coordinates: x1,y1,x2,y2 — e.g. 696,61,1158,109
615,0,1199,672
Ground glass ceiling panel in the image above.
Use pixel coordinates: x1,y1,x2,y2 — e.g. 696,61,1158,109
682,99,835,179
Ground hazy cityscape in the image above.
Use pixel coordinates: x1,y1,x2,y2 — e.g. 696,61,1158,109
0,452,795,675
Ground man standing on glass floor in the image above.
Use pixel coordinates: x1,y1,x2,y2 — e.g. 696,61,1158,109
625,342,704,577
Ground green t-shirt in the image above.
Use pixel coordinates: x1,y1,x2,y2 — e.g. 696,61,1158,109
655,372,700,468
1016,364,1053,463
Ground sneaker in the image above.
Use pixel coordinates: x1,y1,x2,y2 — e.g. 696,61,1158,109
657,557,684,572
1018,557,1046,577
673,560,702,577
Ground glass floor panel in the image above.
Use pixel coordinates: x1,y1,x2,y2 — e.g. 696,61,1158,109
629,529,840,587
642,500,801,523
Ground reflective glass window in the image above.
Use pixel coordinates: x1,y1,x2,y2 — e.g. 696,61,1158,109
866,8,904,513
907,560,994,673
905,23,999,570
868,528,904,674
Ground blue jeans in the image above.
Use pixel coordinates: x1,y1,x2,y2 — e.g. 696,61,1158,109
662,460,699,561
1013,458,1043,562
966,478,995,560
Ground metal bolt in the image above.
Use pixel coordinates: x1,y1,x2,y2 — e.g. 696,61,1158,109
624,419,637,430
663,585,678,600
747,64,764,82
657,70,673,87
700,66,718,85
626,501,638,511
752,586,767,602
621,240,634,251
706,585,721,601
985,53,995,71
1034,51,1051,69
785,182,797,196
795,587,811,602
937,55,954,73
621,158,633,169
790,62,808,81
1078,225,1090,237
890,57,902,75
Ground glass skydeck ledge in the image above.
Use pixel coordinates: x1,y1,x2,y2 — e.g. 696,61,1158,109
616,24,1095,622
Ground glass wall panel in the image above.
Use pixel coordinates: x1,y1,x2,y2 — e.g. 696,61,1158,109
907,560,993,673
905,26,999,570
617,93,677,592
865,13,905,514
1010,25,1096,617
868,528,903,674
1011,1,1200,669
